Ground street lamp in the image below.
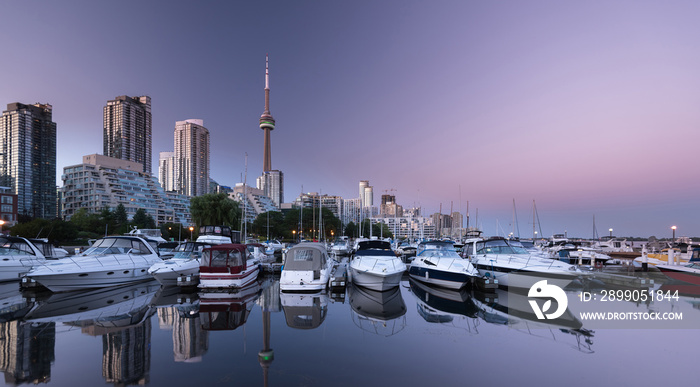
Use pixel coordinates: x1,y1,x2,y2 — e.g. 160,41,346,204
609,228,613,238
189,226,194,241
292,230,296,242
0,220,4,235
534,230,538,242
672,226,677,241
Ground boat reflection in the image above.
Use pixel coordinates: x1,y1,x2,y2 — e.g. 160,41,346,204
348,283,406,336
198,280,262,331
409,278,481,332
472,289,594,353
281,291,328,329
0,282,34,323
154,286,208,362
25,281,159,385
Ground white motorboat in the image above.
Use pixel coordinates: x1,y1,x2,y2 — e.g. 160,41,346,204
0,236,47,282
408,240,481,290
148,241,211,286
330,239,351,256
464,237,583,290
349,240,405,291
198,244,260,289
25,235,163,292
280,242,335,292
247,243,275,263
547,243,612,265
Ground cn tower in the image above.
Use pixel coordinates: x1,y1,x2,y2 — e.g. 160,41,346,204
259,54,275,172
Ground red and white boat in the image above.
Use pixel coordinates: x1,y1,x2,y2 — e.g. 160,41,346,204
198,244,261,289
657,249,700,286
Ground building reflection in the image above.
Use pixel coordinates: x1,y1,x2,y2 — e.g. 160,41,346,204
154,286,208,363
0,321,55,385
99,321,151,386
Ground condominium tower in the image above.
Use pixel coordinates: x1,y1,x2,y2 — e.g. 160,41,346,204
0,102,57,219
174,119,209,197
103,95,152,173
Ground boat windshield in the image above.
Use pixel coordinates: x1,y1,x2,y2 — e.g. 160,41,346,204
83,237,151,256
476,239,529,255
0,237,36,256
418,249,460,259
416,241,455,256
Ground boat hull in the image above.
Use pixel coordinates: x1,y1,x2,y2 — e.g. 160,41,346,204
657,265,700,286
472,262,576,289
407,266,473,290
199,265,260,289
149,259,200,286
349,267,404,291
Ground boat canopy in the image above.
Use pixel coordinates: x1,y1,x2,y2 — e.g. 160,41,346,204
355,240,395,256
0,236,39,256
200,244,248,273
284,243,328,272
198,225,241,243
82,236,154,256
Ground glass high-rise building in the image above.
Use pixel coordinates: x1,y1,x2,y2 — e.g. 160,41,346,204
174,119,209,197
103,95,152,173
0,102,57,219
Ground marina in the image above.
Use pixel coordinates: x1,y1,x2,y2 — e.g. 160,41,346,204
1,256,700,386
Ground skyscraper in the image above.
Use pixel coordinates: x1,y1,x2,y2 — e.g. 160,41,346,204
257,55,283,207
0,102,57,219
174,119,209,197
158,151,175,192
103,95,152,173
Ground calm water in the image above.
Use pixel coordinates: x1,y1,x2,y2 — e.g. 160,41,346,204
0,273,698,387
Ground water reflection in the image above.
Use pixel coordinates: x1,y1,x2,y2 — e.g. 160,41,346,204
281,291,328,329
24,281,160,385
409,279,481,332
348,283,406,336
199,281,262,331
0,321,54,385
154,287,208,363
472,289,595,353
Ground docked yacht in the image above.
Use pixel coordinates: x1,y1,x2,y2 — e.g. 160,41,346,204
149,226,236,287
408,240,481,290
198,244,261,289
280,242,335,292
330,239,351,256
25,236,162,292
148,241,211,286
657,248,700,286
464,237,583,289
0,236,47,282
349,240,405,291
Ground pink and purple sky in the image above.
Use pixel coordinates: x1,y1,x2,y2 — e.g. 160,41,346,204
1,1,699,238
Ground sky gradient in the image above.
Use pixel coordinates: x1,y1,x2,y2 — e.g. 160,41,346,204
2,1,699,238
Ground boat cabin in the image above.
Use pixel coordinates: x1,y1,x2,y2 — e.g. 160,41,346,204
198,225,241,244
283,243,329,280
200,244,249,274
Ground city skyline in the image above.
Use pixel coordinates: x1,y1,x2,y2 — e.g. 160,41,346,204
2,1,700,238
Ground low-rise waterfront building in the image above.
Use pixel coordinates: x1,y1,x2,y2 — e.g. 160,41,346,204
62,154,191,226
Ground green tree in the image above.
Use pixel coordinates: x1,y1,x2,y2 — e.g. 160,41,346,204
114,204,128,229
160,222,184,241
360,219,393,239
344,221,358,238
189,193,241,228
131,208,156,229
70,208,104,235
252,211,286,240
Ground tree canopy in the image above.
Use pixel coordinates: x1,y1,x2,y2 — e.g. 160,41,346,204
189,193,241,229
